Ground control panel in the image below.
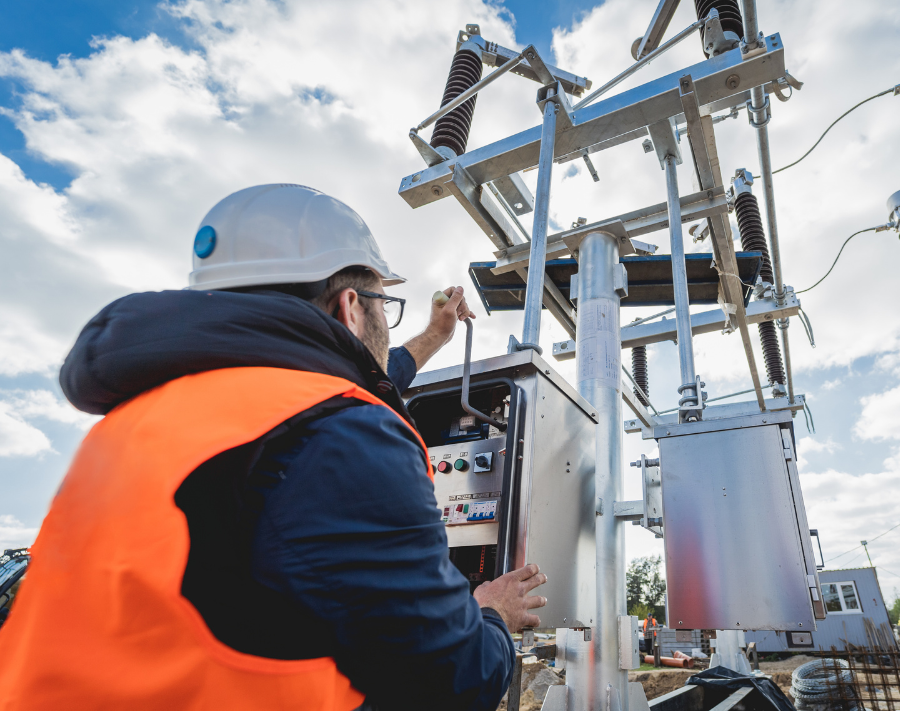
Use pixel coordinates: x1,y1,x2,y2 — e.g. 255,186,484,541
430,435,506,548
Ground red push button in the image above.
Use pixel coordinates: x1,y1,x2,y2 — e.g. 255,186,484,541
437,461,453,473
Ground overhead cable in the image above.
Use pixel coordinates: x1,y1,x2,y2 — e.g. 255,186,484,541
825,520,900,563
796,227,879,294
755,86,898,178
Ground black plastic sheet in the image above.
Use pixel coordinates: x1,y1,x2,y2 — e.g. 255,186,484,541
687,665,795,711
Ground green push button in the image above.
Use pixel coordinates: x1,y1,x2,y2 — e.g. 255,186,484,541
454,458,468,471
463,504,469,513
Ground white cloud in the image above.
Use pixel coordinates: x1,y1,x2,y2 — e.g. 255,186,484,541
0,390,96,457
800,462,900,577
821,378,842,391
855,384,900,441
0,408,51,457
0,514,38,551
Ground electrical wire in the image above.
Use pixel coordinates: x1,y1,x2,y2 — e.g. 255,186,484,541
825,521,900,563
756,86,897,177
796,227,879,294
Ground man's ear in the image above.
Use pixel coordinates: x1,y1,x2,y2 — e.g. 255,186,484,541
333,288,365,339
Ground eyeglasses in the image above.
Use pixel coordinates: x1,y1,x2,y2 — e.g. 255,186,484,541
356,290,406,329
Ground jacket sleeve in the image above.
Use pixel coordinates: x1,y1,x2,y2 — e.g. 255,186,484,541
250,404,515,711
387,346,418,393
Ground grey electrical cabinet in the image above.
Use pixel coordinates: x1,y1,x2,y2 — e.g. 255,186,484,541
405,349,597,630
652,411,825,632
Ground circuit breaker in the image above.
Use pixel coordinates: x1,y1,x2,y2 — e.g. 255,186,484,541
405,349,598,629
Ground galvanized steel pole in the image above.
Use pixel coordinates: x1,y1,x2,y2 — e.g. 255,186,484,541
571,231,628,711
664,155,699,417
520,99,559,351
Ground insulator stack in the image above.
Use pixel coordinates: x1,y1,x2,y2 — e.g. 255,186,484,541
734,193,773,284
734,191,785,386
430,49,483,158
757,321,785,385
632,346,649,406
693,0,744,55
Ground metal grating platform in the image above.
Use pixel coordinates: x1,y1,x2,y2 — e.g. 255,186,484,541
468,252,762,313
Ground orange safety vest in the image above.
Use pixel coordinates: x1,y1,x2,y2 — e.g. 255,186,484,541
0,367,433,710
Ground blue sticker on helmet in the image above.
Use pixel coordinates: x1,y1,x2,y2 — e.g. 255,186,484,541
194,225,216,259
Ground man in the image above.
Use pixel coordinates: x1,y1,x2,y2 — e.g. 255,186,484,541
0,185,547,710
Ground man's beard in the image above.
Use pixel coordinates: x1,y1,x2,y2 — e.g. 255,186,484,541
360,306,390,372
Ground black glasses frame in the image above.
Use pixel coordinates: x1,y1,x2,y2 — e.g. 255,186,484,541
356,290,406,329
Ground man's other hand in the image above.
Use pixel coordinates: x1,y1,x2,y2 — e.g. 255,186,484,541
473,564,548,632
431,286,475,347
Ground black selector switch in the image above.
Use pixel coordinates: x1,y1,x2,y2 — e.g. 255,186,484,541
473,452,493,473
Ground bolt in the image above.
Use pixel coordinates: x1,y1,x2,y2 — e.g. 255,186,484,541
707,190,713,198
726,74,740,90
762,419,767,423
527,52,534,60
741,45,749,54
431,185,444,197
679,621,683,625
666,431,671,435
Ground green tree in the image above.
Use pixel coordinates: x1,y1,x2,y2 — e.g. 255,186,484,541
629,602,653,620
627,555,666,622
889,592,899,626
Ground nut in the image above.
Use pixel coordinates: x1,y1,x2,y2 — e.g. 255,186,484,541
726,74,741,90
431,185,444,197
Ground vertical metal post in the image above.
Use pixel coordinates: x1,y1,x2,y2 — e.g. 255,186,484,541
742,0,796,402
664,155,700,420
571,231,627,711
520,99,559,351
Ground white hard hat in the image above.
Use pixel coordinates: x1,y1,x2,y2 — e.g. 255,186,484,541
188,184,405,291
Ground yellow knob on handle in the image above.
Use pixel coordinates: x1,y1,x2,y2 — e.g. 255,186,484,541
433,291,450,306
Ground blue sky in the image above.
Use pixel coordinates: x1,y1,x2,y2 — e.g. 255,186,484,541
0,0,589,190
0,0,898,588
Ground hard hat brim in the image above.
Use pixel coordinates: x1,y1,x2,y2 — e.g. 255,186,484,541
189,257,405,291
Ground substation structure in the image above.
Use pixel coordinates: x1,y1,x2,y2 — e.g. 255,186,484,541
400,1,826,710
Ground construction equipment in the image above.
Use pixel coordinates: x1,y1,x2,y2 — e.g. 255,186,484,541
394,1,877,709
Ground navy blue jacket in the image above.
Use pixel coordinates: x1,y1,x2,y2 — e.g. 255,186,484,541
60,289,514,711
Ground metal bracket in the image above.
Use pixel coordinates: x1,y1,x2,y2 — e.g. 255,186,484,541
537,81,575,131
462,30,592,97
614,263,628,298
408,131,446,167
647,117,682,169
639,454,664,537
564,220,633,259
613,501,643,521
702,9,740,57
493,173,534,215
739,32,768,61
447,163,518,250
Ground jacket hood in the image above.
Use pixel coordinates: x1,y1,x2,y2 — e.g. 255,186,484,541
60,289,409,419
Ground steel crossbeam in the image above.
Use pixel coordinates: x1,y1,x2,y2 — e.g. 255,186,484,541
552,293,800,358
490,187,727,275
399,36,785,209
